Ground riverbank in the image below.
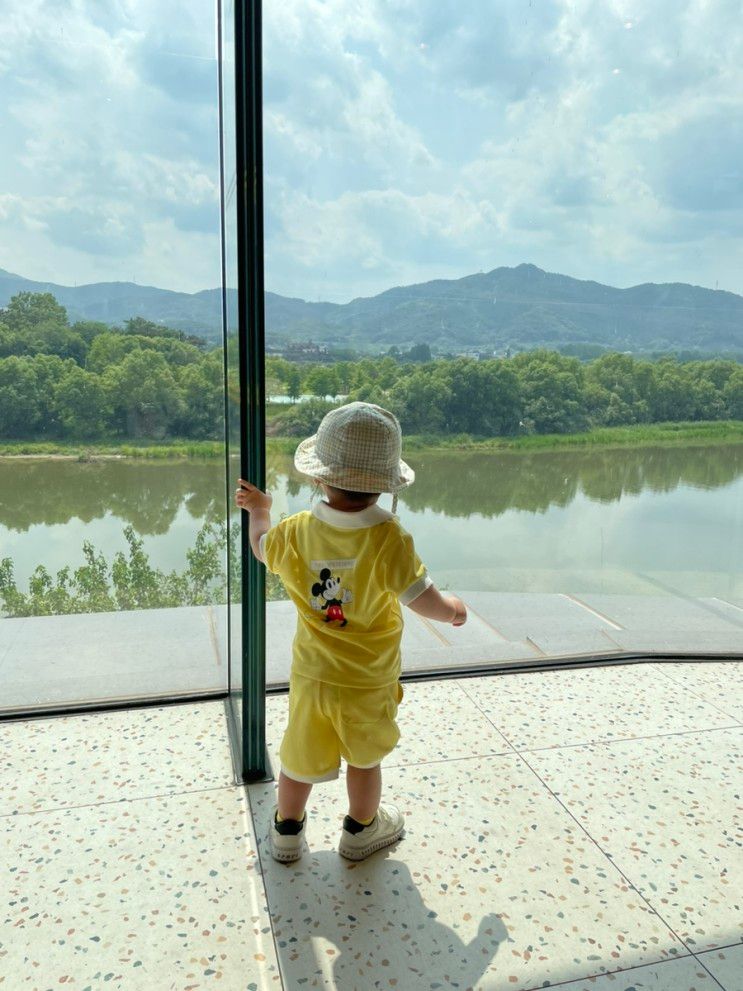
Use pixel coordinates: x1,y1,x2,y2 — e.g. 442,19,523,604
1,421,742,460
402,420,743,452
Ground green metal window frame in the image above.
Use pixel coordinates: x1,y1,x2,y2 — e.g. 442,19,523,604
231,0,268,781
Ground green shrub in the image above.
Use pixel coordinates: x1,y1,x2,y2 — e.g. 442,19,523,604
0,521,288,617
272,398,339,436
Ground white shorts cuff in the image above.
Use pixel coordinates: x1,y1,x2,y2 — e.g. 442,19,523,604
280,764,339,785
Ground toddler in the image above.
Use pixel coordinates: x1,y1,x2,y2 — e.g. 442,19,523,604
236,401,466,863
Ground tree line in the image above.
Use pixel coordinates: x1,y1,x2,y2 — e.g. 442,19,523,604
0,290,741,442
267,351,743,438
0,292,223,440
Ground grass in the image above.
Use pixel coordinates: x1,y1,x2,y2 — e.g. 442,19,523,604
400,421,743,453
1,421,742,460
0,440,225,459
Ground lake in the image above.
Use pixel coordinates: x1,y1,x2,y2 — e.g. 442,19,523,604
1,444,742,604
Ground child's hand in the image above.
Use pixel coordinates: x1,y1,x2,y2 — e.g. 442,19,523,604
235,479,272,513
446,594,467,627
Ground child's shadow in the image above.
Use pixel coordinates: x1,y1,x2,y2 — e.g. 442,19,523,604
263,847,509,991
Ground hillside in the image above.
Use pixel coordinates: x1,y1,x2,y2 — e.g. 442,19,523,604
0,268,224,339
1,264,741,353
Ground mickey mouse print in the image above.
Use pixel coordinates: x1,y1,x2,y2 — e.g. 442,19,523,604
309,558,355,628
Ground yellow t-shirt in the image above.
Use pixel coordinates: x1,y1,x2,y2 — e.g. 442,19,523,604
261,500,431,688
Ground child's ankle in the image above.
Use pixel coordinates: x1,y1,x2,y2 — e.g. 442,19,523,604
347,812,375,827
276,809,306,823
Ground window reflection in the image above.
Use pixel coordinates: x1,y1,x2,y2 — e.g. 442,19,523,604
262,1,743,682
0,1,233,713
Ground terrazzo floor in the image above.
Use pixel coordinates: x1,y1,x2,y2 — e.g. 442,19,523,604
2,660,741,991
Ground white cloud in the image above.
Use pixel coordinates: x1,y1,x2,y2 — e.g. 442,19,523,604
262,0,743,299
0,0,741,301
0,0,221,290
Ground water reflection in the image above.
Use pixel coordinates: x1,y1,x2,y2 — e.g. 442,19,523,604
280,445,743,518
401,445,743,517
0,460,226,534
1,445,741,534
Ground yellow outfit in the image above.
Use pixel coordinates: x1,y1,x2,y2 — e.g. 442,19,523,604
261,500,431,782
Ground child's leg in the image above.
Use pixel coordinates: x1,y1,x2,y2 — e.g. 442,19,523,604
346,763,381,822
339,762,403,860
278,771,313,820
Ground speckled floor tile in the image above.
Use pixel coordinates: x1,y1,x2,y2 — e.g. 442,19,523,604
457,663,737,752
653,661,743,723
543,955,722,989
0,700,234,816
530,728,743,953
248,754,684,991
264,680,511,778
1,786,280,991
698,943,743,990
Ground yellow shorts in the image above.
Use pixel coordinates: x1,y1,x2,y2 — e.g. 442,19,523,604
279,673,404,784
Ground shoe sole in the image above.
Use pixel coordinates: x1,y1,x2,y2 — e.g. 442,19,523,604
269,835,304,863
270,845,303,863
271,849,302,863
338,826,404,861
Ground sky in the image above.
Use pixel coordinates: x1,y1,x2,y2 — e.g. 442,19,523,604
1,0,742,303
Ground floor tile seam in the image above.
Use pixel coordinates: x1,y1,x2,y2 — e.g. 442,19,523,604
242,782,287,991
252,739,736,988
383,747,517,771
517,951,710,991
450,680,740,754
0,780,241,820
689,951,731,990
650,663,742,723
696,939,743,955
558,591,624,630
457,680,532,758
460,685,696,956
515,721,742,755
512,744,721,962
631,573,743,630
459,602,510,642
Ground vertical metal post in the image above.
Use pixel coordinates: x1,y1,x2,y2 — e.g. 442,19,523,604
234,0,267,780
216,0,232,706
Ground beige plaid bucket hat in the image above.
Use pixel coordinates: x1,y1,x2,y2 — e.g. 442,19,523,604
294,401,415,493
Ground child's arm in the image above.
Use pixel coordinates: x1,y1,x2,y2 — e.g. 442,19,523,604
234,478,272,563
406,584,467,626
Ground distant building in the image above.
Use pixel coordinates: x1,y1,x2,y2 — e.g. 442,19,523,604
282,340,330,362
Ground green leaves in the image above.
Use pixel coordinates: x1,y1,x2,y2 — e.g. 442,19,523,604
0,291,219,443
1,289,741,448
0,521,292,618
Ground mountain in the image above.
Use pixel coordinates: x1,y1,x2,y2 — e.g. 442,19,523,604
282,264,743,354
0,268,225,339
1,264,741,353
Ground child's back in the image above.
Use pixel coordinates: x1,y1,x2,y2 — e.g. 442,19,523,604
261,499,430,687
236,402,466,863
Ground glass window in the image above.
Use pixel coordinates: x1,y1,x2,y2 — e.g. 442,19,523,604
0,1,236,713
262,2,743,687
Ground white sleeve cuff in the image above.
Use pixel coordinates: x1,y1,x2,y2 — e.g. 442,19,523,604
258,531,268,563
399,572,433,605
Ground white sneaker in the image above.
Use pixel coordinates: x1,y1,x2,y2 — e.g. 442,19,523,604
268,807,306,863
338,804,405,861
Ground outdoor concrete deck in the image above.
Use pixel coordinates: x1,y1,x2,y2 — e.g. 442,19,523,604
2,661,741,989
1,592,742,710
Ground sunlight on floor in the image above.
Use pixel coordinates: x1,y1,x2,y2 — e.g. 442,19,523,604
2,660,741,990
